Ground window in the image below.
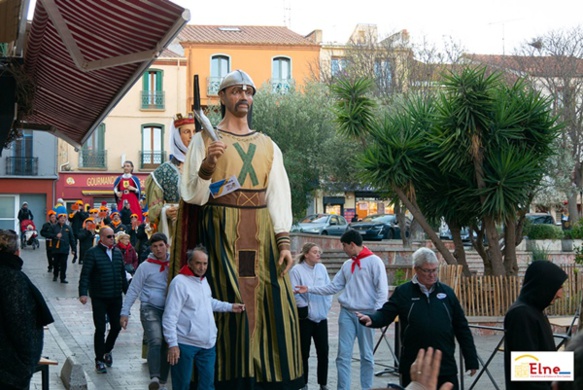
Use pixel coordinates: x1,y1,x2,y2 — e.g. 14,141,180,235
209,55,230,95
79,124,106,168
374,59,392,91
142,69,164,109
331,57,348,77
272,57,292,94
141,125,165,169
6,130,37,175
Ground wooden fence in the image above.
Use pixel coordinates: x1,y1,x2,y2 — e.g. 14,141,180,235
457,264,583,317
404,264,582,317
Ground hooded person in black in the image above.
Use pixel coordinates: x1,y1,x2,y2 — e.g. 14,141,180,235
504,260,568,390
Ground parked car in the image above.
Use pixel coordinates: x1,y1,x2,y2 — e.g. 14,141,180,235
293,214,349,236
349,214,409,240
525,213,556,225
439,226,477,244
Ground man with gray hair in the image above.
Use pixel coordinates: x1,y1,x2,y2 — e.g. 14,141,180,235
357,247,478,389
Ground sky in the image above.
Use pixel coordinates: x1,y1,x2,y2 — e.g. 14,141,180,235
27,0,583,55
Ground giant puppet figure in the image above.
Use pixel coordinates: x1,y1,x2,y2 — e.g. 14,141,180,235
172,70,303,390
113,161,143,222
144,113,195,245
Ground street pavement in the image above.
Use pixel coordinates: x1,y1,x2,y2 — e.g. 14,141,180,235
24,240,505,390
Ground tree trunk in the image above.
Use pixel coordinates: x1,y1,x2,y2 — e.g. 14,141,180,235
503,218,519,276
568,191,579,228
448,222,471,276
393,186,457,265
484,216,505,276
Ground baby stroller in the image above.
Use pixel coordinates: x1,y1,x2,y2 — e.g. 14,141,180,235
20,219,40,249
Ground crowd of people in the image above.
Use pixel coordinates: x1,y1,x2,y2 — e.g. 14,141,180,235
2,68,580,390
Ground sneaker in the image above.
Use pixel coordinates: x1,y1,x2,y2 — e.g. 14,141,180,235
103,352,113,367
148,377,160,390
61,280,69,284
95,361,107,374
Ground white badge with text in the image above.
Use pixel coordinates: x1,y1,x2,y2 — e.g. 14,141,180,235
511,351,574,381
210,175,241,198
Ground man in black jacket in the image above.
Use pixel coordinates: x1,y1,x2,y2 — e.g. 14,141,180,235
504,261,567,390
356,247,478,389
79,227,129,374
40,210,57,272
51,213,76,283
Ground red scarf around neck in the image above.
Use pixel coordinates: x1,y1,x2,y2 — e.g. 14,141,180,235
148,258,170,272
178,265,204,280
351,246,373,273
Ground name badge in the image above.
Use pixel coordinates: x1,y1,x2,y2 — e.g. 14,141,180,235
210,175,241,198
437,293,447,299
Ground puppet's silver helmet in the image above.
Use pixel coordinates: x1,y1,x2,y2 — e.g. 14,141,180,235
218,70,256,95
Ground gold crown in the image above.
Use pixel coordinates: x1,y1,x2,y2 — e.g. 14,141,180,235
174,112,195,128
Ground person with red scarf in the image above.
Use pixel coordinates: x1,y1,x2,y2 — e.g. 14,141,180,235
163,245,245,390
113,161,143,222
120,233,171,390
115,232,138,275
295,229,388,390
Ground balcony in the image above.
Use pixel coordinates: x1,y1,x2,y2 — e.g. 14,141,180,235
207,77,222,96
5,157,38,176
79,149,107,169
140,150,166,170
271,78,294,94
141,90,165,109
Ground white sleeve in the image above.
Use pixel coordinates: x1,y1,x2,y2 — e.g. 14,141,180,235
289,265,308,307
162,278,183,347
266,142,292,234
120,266,145,316
181,133,211,205
374,258,389,310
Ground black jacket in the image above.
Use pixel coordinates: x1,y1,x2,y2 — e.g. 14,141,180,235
79,243,128,299
504,261,568,390
77,228,96,262
68,210,88,237
50,222,76,255
369,279,478,376
17,208,33,222
40,221,55,252
120,207,132,225
0,252,53,388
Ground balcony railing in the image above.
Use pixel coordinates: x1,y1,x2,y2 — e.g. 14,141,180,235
271,78,294,94
140,150,166,169
207,77,223,96
5,156,38,176
141,90,165,109
79,149,107,169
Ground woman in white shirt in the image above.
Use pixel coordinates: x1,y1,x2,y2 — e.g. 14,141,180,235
290,243,333,390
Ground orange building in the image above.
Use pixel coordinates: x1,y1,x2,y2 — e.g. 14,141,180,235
177,25,321,109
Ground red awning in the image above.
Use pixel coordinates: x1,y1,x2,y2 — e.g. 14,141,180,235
19,0,189,147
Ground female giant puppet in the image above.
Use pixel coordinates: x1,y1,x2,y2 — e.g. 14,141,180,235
113,161,143,222
170,70,303,390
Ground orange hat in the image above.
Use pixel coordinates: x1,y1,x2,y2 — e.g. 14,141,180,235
111,211,120,217
47,210,57,216
75,200,83,205
83,217,95,229
99,205,109,211
130,213,138,219
57,213,67,219
89,208,99,213
143,211,149,217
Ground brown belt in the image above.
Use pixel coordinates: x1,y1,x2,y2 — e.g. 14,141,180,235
207,189,267,208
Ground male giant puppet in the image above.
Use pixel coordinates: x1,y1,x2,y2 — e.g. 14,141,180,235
171,70,303,389
145,113,195,244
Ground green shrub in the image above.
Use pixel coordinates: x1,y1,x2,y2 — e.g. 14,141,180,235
531,244,551,261
570,219,583,239
524,223,564,240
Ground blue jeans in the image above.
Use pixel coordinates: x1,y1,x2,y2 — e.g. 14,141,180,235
336,307,375,390
171,343,216,390
140,304,169,382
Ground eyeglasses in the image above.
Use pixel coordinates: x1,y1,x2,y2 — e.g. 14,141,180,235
105,235,114,239
418,267,438,275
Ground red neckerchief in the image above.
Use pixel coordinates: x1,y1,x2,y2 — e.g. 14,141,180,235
148,258,170,272
351,246,373,273
117,242,129,250
99,241,114,250
178,265,204,280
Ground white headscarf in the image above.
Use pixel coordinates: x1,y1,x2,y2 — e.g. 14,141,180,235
169,120,188,163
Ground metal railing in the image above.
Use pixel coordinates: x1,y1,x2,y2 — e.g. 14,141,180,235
141,90,165,109
5,156,38,175
79,149,107,168
140,150,166,169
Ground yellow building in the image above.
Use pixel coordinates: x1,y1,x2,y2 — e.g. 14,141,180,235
177,25,321,109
